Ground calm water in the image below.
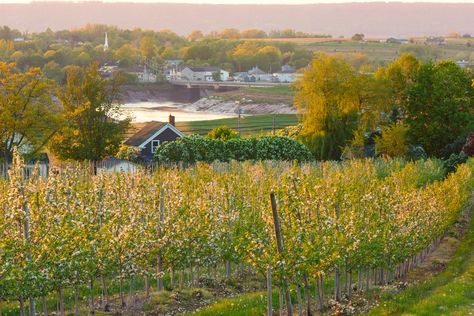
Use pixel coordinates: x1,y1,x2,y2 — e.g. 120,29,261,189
122,101,235,123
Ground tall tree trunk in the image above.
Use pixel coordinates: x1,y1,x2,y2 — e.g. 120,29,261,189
120,275,125,307
101,275,109,311
317,275,324,311
348,269,353,297
42,296,47,316
279,288,284,316
225,260,231,279
128,277,133,309
295,282,303,316
58,288,65,316
19,296,25,316
303,274,313,316
334,268,341,301
267,267,272,316
179,270,184,289
89,279,95,314
145,275,150,298
170,268,174,289
75,284,79,315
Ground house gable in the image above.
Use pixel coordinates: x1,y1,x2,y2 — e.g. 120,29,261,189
137,123,184,149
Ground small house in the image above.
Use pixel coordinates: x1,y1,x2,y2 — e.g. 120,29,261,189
179,67,230,82
248,66,272,82
425,37,446,46
273,64,299,83
124,115,184,162
455,60,470,69
125,66,157,83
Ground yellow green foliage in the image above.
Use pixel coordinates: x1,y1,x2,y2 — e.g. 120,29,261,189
375,123,409,158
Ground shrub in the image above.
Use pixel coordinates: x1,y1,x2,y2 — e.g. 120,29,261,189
256,136,313,161
226,138,257,161
462,133,474,157
440,136,467,159
443,152,468,174
407,145,428,161
375,123,409,158
153,135,313,164
115,144,141,163
207,126,238,141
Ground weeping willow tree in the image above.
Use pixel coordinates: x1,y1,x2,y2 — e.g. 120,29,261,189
294,53,390,160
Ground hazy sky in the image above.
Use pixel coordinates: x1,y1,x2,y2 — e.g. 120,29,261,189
1,0,473,3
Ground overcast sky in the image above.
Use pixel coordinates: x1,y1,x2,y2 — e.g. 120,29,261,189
1,0,473,3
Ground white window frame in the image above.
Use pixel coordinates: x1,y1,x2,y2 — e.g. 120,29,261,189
151,140,160,153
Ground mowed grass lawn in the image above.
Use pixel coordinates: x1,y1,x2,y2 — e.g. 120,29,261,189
368,209,474,316
175,114,299,136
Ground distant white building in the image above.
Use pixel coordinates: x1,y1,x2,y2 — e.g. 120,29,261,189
385,37,409,44
247,66,272,82
126,66,157,83
455,60,470,69
179,67,230,82
273,64,299,83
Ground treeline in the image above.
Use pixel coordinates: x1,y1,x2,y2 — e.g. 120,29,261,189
0,62,130,164
293,53,474,162
0,25,315,83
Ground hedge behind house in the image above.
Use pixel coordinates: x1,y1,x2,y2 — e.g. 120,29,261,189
153,135,313,164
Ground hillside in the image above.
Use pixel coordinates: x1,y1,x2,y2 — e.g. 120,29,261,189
1,2,473,37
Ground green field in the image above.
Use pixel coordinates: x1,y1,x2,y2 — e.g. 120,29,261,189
175,114,299,136
299,40,474,64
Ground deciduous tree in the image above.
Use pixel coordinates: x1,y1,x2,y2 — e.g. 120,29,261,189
0,62,61,163
49,63,130,167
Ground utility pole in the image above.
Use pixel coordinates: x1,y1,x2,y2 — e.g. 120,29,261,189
272,115,276,135
236,100,241,136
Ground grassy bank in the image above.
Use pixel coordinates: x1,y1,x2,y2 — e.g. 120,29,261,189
175,114,299,136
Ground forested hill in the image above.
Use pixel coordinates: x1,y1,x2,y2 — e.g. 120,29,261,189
1,2,473,37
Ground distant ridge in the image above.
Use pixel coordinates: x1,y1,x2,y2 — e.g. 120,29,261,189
0,2,473,37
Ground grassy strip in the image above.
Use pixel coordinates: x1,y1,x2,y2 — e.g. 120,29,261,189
368,208,474,316
189,292,275,316
240,86,294,97
175,114,299,136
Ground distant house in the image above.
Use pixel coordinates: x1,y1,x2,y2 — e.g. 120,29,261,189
233,72,250,82
125,66,157,83
124,115,184,162
179,67,230,82
455,60,470,69
247,66,272,82
273,64,299,83
425,37,446,46
386,37,409,44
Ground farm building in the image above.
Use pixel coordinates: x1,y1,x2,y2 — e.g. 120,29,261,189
124,115,184,162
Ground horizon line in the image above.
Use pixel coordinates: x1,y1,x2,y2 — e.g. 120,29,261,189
2,0,474,4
